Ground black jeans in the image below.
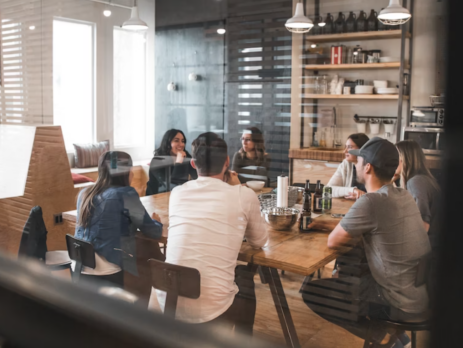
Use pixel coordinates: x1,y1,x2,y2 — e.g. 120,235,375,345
195,264,257,337
301,274,428,342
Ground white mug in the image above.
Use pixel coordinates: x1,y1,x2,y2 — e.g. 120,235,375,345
343,87,351,95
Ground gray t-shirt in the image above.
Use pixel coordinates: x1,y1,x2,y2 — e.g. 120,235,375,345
340,184,431,314
407,175,440,250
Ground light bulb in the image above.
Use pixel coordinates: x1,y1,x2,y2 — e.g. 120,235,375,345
217,28,226,35
29,25,36,30
103,10,112,17
311,44,317,48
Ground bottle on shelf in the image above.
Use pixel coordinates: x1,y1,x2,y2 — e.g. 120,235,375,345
356,10,368,32
334,12,346,34
323,13,334,35
299,180,312,232
313,180,323,213
346,11,357,33
367,9,378,31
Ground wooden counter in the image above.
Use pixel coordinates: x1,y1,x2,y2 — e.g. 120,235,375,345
289,148,345,162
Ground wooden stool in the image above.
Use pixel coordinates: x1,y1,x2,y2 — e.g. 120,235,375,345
148,259,200,319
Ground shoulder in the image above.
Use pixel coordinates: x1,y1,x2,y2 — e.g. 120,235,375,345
340,159,352,169
407,175,432,190
107,186,139,198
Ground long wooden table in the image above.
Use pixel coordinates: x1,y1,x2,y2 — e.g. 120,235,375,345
62,188,353,348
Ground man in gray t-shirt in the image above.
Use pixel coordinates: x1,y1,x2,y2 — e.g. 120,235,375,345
301,138,431,346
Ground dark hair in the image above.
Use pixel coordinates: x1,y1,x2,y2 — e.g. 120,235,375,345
239,127,266,163
191,132,228,176
348,133,370,149
154,129,188,156
370,164,395,183
77,151,133,228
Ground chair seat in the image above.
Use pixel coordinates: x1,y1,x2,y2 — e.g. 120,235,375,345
380,319,431,331
45,250,72,266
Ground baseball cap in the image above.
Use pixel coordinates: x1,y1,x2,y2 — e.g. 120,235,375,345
348,137,399,171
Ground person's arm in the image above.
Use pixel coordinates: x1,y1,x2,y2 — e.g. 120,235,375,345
241,187,268,249
123,188,162,240
326,161,355,198
327,195,376,249
407,177,433,234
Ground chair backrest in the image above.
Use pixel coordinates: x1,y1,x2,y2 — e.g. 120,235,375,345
148,259,200,319
66,234,96,269
18,206,48,260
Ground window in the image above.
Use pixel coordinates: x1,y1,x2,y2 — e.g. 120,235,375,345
113,27,146,148
53,18,94,150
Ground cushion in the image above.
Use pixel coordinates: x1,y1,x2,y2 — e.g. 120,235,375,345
71,173,95,184
73,140,110,168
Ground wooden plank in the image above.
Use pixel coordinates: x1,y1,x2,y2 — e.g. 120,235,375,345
306,29,410,43
302,94,408,100
304,62,405,70
289,148,344,161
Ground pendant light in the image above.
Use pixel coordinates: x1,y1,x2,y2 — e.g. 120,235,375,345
122,0,148,30
378,0,411,26
285,2,313,34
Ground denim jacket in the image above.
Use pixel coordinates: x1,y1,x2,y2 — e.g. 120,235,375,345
75,186,163,275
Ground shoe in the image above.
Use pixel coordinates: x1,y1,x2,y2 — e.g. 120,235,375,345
397,332,411,348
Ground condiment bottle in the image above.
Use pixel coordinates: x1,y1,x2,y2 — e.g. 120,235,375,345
299,180,312,232
313,180,323,213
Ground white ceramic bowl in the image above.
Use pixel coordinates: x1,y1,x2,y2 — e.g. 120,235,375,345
376,87,399,95
373,80,388,88
355,85,374,95
380,57,400,63
246,180,265,191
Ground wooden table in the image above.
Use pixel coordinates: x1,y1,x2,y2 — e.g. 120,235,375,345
62,188,353,348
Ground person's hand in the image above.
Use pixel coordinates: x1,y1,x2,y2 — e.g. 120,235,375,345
151,212,161,223
175,151,186,164
345,188,366,200
226,170,241,186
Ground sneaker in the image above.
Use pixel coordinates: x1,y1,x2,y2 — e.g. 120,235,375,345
397,332,411,348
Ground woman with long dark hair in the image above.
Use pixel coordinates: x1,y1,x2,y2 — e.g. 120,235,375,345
395,140,441,250
75,151,163,287
231,127,271,176
326,133,370,199
146,129,198,195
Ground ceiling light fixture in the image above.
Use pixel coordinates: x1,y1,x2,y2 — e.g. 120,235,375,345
285,2,313,34
122,0,148,30
29,25,36,30
103,9,112,17
378,0,411,26
217,28,226,35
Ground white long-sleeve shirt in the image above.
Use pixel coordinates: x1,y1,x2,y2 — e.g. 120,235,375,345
326,159,357,198
152,176,268,323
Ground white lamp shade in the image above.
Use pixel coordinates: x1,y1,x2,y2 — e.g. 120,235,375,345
122,6,148,30
378,0,411,25
285,3,313,33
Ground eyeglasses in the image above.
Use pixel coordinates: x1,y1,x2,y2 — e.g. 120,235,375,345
241,138,253,142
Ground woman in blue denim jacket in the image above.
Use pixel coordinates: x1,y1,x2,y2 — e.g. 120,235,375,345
75,151,163,287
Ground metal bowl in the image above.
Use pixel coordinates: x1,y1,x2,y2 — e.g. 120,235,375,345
262,207,300,231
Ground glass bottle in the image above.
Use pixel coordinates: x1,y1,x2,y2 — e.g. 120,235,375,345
334,12,346,34
299,180,312,231
313,180,323,213
367,9,378,31
324,13,334,35
356,10,368,32
346,11,357,33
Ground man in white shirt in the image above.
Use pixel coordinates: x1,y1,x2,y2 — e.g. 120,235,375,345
152,132,268,335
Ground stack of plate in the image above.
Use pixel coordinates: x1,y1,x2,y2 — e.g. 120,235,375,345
355,85,374,95
376,87,399,95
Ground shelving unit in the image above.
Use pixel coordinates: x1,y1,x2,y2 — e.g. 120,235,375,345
304,62,408,70
302,94,408,100
305,29,410,43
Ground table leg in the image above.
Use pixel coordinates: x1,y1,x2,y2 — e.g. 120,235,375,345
261,266,301,348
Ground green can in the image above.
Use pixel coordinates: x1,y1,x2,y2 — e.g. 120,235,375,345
322,186,332,213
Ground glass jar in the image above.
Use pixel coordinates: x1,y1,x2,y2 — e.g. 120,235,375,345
317,75,328,94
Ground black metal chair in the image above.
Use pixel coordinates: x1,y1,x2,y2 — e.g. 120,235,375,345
363,253,433,348
18,206,71,271
148,259,200,319
65,234,96,283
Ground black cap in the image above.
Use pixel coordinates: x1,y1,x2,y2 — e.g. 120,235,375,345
348,137,399,171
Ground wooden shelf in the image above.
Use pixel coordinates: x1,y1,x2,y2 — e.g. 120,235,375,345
302,94,409,100
306,30,410,43
304,62,406,70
